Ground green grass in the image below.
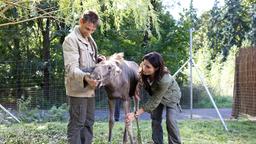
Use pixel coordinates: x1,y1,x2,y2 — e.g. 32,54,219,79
0,119,255,144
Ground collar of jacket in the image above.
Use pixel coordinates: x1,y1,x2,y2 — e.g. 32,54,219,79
74,25,92,45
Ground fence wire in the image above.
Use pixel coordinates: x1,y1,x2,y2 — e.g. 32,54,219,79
232,48,256,117
0,60,109,110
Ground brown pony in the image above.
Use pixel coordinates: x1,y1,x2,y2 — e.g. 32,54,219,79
91,53,139,143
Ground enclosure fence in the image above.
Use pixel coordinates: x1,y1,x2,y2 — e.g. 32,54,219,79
232,47,256,117
0,60,109,110
0,59,228,112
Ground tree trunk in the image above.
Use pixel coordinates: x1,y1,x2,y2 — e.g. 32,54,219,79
13,32,22,99
38,18,51,105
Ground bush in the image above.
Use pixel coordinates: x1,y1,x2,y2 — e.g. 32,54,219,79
17,97,68,123
194,95,233,108
180,85,233,108
17,96,42,122
46,103,68,122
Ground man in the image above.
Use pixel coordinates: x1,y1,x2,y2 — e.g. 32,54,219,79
63,11,103,144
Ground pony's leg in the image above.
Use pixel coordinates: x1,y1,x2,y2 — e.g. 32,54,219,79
108,99,115,143
133,96,139,112
123,100,135,144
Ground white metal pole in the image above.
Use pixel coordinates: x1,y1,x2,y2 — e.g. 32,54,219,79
189,28,193,119
173,59,189,78
192,59,228,131
0,104,21,123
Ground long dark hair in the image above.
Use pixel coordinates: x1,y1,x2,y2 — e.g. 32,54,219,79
140,52,169,95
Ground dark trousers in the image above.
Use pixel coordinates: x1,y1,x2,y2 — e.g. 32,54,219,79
151,103,181,144
67,96,95,144
114,98,122,121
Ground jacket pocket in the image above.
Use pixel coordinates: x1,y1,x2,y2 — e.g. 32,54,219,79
171,89,181,103
69,78,84,92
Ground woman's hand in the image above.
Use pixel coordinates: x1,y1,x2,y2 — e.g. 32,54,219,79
125,112,137,123
126,108,144,123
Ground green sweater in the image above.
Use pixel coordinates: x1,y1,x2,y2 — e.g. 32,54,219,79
142,73,181,113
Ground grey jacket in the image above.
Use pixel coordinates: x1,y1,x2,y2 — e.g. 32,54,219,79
142,73,181,112
62,26,98,97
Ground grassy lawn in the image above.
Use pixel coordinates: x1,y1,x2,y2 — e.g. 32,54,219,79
0,119,255,144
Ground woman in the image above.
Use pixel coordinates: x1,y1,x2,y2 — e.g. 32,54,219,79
126,52,181,144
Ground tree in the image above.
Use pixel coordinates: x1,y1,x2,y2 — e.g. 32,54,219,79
207,0,224,58
0,0,162,108
220,0,249,56
242,1,256,47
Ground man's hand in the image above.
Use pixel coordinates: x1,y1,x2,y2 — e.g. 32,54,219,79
84,76,98,88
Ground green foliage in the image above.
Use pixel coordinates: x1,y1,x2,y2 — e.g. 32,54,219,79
208,53,223,94
194,95,233,108
0,0,255,110
219,46,238,96
17,97,41,122
180,85,233,108
17,97,68,122
0,0,164,109
146,11,190,83
180,119,256,144
46,103,68,122
205,0,252,57
0,122,67,144
181,42,236,107
189,0,254,99
1,120,256,144
58,0,160,33
190,44,238,98
0,109,16,125
17,96,33,112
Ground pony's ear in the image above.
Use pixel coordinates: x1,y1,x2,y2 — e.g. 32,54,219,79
115,52,124,60
139,61,143,72
110,52,124,61
139,61,144,67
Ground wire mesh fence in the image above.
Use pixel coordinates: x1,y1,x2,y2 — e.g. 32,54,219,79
0,60,110,110
232,48,256,117
0,60,232,108
0,55,235,121
1,60,156,111
0,60,65,109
